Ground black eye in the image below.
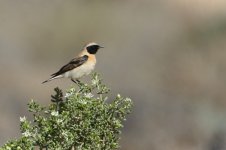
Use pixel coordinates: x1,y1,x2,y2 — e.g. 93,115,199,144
87,45,99,54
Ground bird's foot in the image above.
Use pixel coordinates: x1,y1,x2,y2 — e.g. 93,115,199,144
71,79,83,86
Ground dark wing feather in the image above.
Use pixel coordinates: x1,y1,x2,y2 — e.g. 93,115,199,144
51,55,88,77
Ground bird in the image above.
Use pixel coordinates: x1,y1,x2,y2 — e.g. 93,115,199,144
42,42,104,84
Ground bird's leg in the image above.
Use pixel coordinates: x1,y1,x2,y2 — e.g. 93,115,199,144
71,78,78,84
71,79,82,86
76,79,81,84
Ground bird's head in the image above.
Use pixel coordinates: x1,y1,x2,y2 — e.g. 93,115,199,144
85,42,104,54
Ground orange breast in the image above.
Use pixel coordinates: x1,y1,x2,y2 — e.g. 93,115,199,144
78,50,96,64
88,54,96,64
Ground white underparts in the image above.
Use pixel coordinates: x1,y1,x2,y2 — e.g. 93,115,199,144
63,61,96,79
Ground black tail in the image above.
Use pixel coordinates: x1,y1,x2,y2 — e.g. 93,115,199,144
42,80,49,84
42,77,54,84
42,79,51,84
42,75,62,84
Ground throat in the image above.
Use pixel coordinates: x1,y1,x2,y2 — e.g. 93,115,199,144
88,55,96,64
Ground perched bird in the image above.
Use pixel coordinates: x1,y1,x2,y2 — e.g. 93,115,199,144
42,42,103,84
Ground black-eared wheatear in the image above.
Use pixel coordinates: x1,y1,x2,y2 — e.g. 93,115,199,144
42,42,103,84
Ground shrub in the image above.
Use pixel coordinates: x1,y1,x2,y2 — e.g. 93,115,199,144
1,73,132,150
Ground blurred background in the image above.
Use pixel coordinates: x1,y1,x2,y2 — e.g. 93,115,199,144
1,0,226,149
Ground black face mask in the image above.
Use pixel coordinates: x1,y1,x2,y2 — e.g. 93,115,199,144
86,45,100,54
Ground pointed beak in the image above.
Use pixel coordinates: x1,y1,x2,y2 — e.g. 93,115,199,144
99,46,104,48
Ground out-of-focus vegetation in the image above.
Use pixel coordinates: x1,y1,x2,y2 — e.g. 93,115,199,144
1,0,226,150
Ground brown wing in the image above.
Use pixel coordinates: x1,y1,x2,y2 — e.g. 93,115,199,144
51,55,88,77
